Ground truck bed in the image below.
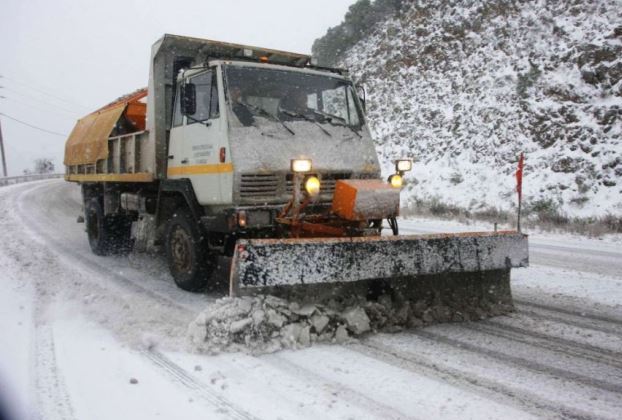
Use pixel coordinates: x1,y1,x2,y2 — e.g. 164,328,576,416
65,130,155,183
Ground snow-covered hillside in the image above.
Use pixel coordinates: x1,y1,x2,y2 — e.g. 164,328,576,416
322,0,622,218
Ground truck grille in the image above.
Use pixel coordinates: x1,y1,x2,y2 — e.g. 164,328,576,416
240,173,279,198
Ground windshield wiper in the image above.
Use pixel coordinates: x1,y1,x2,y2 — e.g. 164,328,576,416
281,109,332,137
185,114,211,127
238,101,295,135
312,109,346,125
311,109,362,138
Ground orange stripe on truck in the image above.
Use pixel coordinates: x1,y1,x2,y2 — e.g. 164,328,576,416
167,163,233,176
65,173,154,183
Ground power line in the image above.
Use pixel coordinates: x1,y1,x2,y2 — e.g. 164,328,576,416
1,95,79,120
0,74,90,111
0,117,7,176
0,85,82,117
0,112,68,137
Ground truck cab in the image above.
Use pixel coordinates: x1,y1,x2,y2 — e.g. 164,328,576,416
65,35,406,291
167,59,381,237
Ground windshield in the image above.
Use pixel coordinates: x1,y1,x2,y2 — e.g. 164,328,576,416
224,65,363,128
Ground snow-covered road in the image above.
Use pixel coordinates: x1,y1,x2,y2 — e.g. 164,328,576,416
1,179,621,420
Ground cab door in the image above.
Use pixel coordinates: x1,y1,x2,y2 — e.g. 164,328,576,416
167,68,230,205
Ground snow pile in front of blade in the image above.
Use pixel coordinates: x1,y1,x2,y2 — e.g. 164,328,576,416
188,293,511,355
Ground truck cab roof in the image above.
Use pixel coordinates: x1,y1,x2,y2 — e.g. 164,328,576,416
178,60,350,82
154,33,346,74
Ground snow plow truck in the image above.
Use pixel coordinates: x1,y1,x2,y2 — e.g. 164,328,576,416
64,34,528,313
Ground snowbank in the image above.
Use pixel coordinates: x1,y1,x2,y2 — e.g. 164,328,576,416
188,290,512,354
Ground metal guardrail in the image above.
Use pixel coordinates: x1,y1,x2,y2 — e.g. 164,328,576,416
0,173,63,187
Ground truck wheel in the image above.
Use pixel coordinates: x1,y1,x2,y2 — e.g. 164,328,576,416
85,198,133,256
165,210,214,291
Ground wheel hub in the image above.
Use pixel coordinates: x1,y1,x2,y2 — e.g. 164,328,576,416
170,226,192,273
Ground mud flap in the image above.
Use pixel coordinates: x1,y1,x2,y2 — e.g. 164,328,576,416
229,231,528,301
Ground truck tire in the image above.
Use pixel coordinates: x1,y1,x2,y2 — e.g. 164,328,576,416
165,210,215,291
85,198,132,256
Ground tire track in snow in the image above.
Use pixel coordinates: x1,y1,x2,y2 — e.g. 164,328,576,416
12,182,200,316
472,321,622,370
141,349,259,420
515,299,622,330
32,325,75,420
414,330,622,395
1,184,75,420
7,181,256,419
353,341,607,420
515,305,622,336
262,353,414,420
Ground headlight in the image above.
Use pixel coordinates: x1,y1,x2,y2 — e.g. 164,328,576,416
237,210,247,228
389,174,403,188
304,176,321,197
395,159,412,173
291,159,312,173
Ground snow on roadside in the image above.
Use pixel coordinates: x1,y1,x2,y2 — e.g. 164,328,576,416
50,314,233,420
399,215,622,248
2,180,621,418
0,262,35,420
513,265,622,309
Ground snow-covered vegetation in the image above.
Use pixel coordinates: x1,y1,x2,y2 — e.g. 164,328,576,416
314,0,622,219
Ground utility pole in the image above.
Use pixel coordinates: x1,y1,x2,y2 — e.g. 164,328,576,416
0,77,6,176
0,116,6,177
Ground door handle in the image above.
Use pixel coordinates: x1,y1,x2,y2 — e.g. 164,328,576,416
168,155,174,160
181,158,189,164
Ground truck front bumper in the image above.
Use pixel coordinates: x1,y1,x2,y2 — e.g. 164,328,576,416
200,203,332,233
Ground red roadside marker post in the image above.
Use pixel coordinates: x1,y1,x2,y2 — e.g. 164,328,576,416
516,153,524,232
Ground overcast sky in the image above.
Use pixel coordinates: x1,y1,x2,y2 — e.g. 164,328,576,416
0,0,355,176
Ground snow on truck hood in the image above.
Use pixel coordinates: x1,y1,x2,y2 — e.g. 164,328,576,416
228,121,381,174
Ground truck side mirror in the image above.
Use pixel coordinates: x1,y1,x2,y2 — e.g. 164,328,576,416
180,83,196,116
357,84,367,113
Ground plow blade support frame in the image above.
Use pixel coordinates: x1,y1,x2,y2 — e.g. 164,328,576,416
230,231,528,296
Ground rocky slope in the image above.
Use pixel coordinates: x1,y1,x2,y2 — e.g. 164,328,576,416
316,0,622,218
